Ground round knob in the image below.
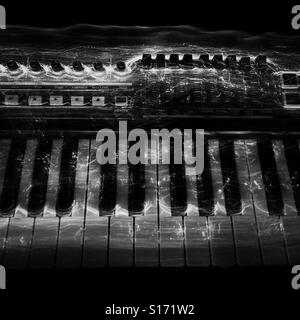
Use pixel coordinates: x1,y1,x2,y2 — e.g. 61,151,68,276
51,60,64,72
94,61,103,71
6,60,19,71
30,61,42,72
116,61,126,72
73,61,84,72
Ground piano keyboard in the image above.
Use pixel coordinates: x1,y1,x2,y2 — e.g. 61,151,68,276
1,133,300,268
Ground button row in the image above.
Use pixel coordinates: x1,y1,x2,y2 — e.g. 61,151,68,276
2,60,127,73
2,94,129,107
140,53,268,70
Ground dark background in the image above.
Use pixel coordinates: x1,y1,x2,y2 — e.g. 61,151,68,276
0,0,297,34
0,0,299,307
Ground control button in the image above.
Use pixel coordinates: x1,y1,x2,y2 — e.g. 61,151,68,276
6,60,19,71
51,61,64,72
115,96,128,107
28,96,43,106
94,61,104,71
71,96,84,105
169,54,179,67
92,96,105,106
141,54,152,68
73,61,84,72
30,61,43,72
181,54,194,66
282,73,298,88
156,54,166,68
4,95,19,105
50,96,63,106
116,61,126,72
283,92,300,108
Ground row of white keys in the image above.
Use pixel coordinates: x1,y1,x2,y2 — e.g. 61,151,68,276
135,143,159,267
5,139,38,269
245,139,287,265
208,139,235,267
232,140,261,266
0,139,11,263
273,139,300,265
184,136,210,267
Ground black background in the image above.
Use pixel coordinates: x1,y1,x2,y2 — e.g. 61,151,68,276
0,0,297,34
0,0,299,311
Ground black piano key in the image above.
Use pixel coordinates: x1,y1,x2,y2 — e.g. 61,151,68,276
56,138,78,216
99,164,117,215
283,139,300,214
257,139,284,215
0,139,26,215
219,140,242,215
197,140,214,215
27,138,52,216
128,135,145,215
169,140,187,216
128,163,145,215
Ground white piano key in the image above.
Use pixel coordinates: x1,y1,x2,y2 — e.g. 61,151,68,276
208,139,235,267
43,139,63,217
15,139,38,218
160,216,184,267
184,216,210,266
86,139,101,217
82,217,109,268
56,216,84,268
232,140,261,266
4,218,34,269
245,139,287,266
30,217,59,268
272,140,297,216
282,216,300,265
135,216,159,266
109,216,133,267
